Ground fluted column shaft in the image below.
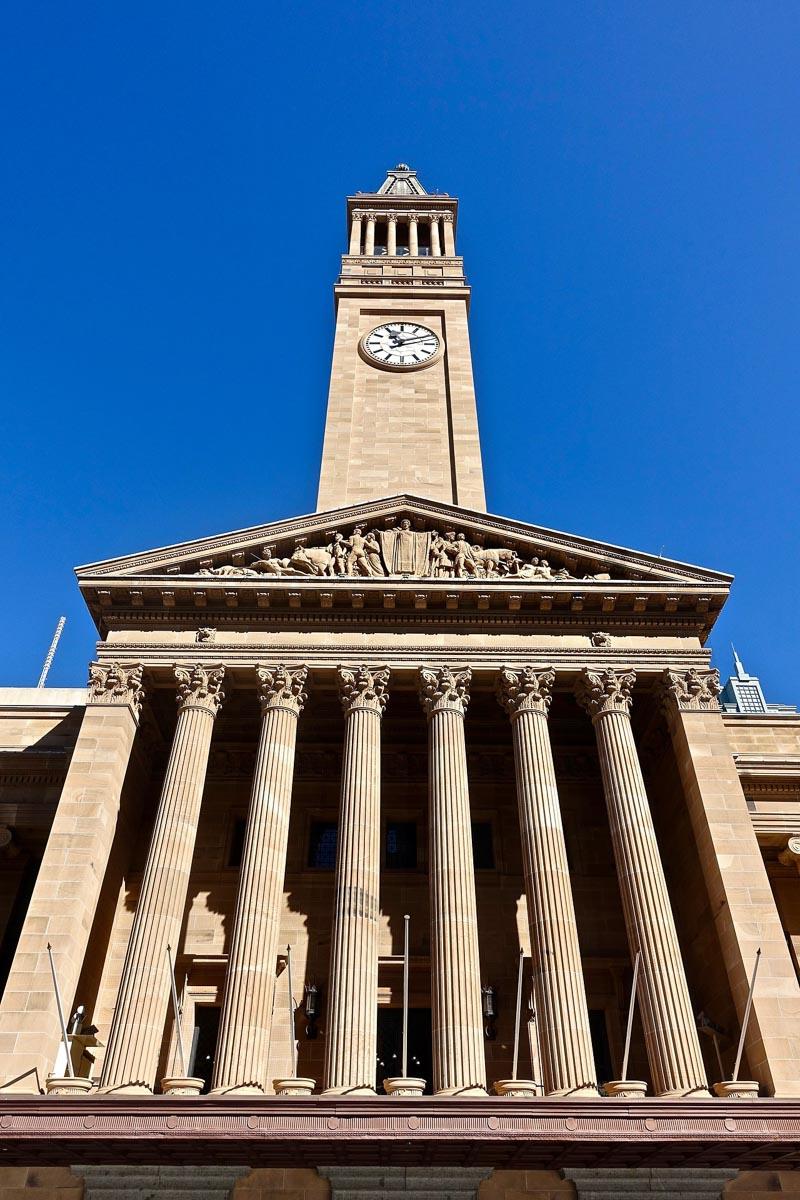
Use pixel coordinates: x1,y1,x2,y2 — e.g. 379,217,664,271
430,216,441,256
387,215,397,257
349,213,362,255
409,215,419,256
498,667,597,1095
100,664,225,1093
324,667,389,1094
420,667,486,1095
212,666,308,1094
576,668,708,1096
365,216,376,255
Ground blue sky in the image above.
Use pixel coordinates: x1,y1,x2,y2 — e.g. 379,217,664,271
2,2,798,699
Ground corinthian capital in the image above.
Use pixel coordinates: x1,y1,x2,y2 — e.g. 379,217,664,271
256,665,308,716
419,666,472,718
660,668,721,715
88,662,145,717
497,665,555,719
440,211,454,223
174,663,225,715
338,665,390,717
575,667,635,720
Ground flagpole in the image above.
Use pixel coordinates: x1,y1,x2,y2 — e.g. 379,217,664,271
621,951,641,1082
402,914,410,1078
511,948,524,1082
166,944,187,1077
46,943,74,1078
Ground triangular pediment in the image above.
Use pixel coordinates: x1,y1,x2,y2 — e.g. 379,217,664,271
76,494,731,587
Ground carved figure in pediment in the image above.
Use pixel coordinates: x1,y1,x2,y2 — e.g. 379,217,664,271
380,518,431,575
348,526,384,577
197,564,260,577
451,531,479,578
330,532,350,576
288,542,336,576
251,546,296,575
428,530,452,578
471,545,521,577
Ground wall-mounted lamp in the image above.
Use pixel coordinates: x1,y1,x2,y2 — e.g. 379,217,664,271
303,983,321,1039
482,984,497,1040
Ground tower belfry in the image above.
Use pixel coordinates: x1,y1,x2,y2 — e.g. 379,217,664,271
317,164,486,512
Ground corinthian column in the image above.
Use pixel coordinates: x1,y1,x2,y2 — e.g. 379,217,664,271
497,666,597,1096
212,665,308,1095
100,664,225,1094
575,668,708,1096
324,666,389,1094
442,212,455,255
419,666,486,1095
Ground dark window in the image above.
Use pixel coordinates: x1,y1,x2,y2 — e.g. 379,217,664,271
589,1008,613,1085
227,817,246,867
471,821,495,869
386,821,417,869
308,820,338,869
187,1006,220,1094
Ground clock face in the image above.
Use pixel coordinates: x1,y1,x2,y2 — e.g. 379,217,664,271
361,322,441,369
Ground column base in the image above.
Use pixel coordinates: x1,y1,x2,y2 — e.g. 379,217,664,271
604,1079,648,1098
384,1077,426,1096
546,1084,599,1098
208,1083,265,1096
45,1076,95,1096
322,1084,376,1096
657,1084,711,1098
96,1082,153,1095
161,1075,204,1096
273,1077,316,1096
713,1079,760,1099
493,1079,539,1098
435,1085,488,1097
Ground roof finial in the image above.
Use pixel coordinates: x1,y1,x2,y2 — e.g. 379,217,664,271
732,644,747,679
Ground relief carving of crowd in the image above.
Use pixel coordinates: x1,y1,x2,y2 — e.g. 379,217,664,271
192,520,612,582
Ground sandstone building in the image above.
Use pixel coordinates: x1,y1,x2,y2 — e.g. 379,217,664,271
1,165,800,1199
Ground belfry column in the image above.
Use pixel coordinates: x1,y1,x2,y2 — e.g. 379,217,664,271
575,668,708,1097
409,214,419,256
387,215,397,257
0,663,143,1094
365,215,376,255
442,212,455,255
100,664,225,1094
430,216,441,256
419,666,486,1095
324,666,389,1094
661,669,800,1096
497,667,597,1096
212,666,308,1095
349,212,362,255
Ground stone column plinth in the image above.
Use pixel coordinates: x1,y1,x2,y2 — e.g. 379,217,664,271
349,212,362,255
576,668,708,1097
99,664,225,1094
409,215,419,256
430,217,441,256
442,212,456,255
0,663,144,1094
212,666,308,1095
661,668,800,1096
420,666,486,1095
497,666,597,1096
324,666,389,1094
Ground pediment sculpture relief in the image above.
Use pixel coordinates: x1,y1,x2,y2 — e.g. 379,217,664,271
191,519,613,582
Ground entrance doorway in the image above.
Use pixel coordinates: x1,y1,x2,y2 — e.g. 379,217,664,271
376,1008,433,1094
188,1005,220,1093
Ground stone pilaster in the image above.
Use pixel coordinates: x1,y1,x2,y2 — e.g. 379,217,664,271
0,663,144,1093
661,668,800,1096
419,666,486,1095
349,211,362,255
497,666,597,1096
324,666,389,1094
99,664,224,1094
212,666,308,1095
576,667,708,1097
442,212,456,255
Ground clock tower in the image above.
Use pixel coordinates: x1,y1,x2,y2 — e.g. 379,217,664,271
317,164,486,512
